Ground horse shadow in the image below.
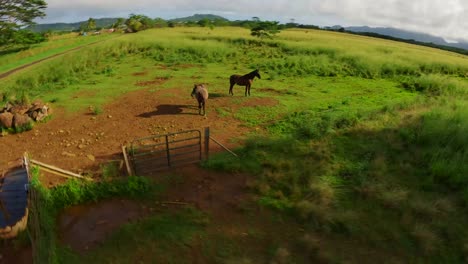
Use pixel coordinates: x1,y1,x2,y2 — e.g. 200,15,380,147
209,93,227,98
137,104,199,118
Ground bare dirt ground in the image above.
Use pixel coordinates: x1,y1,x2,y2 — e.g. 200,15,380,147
0,82,277,185
0,81,278,263
56,165,252,254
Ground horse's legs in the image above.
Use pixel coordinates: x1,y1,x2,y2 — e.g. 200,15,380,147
202,101,206,116
229,83,234,96
198,101,202,115
245,85,248,97
248,84,251,96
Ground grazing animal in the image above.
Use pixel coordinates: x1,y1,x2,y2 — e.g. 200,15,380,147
229,69,261,96
191,84,209,116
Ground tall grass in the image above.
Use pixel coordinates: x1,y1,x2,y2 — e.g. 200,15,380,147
3,27,467,102
412,102,468,191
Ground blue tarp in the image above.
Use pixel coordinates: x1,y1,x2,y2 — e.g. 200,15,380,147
0,168,28,228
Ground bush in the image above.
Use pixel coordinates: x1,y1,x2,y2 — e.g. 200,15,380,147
400,75,457,96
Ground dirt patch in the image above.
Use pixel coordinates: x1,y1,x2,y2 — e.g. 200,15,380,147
0,84,277,259
58,199,147,253
135,77,169,87
0,243,32,264
178,64,197,69
159,165,249,218
0,86,275,185
56,164,253,256
132,71,148,76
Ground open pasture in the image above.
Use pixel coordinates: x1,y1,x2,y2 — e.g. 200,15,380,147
1,26,468,263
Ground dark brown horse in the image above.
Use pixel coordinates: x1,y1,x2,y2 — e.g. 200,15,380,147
191,84,209,116
229,69,261,96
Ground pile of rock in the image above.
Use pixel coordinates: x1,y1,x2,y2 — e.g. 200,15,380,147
0,101,50,130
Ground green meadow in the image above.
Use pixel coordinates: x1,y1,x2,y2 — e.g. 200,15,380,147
2,26,468,262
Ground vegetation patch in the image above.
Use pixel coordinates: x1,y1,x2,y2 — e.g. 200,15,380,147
29,167,157,263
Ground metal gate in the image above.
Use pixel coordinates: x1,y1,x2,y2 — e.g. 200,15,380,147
128,130,202,175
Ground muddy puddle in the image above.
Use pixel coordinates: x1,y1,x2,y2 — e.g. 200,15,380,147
58,199,147,253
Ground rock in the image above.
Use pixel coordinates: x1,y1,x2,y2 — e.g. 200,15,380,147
87,154,95,162
27,100,45,112
10,105,29,115
2,102,12,112
0,112,13,128
62,151,76,157
29,111,38,120
12,113,32,128
78,144,86,149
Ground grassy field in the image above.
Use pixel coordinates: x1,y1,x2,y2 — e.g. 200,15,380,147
0,32,119,75
2,26,468,263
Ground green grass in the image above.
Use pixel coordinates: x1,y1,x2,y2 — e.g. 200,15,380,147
2,26,468,262
28,167,157,264
57,208,208,264
0,33,118,74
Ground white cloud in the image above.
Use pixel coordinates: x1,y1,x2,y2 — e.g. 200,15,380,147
40,0,468,42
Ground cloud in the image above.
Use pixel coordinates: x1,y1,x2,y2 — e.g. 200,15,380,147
40,0,468,42
317,0,468,41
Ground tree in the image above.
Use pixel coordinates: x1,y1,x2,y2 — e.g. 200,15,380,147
112,17,125,29
125,14,153,33
251,21,280,39
197,18,210,27
0,0,47,47
153,17,167,28
87,17,96,31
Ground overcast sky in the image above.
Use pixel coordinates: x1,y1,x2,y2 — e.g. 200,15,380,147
38,0,468,42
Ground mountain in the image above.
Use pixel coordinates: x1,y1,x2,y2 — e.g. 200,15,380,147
343,26,468,51
168,14,229,23
28,18,121,32
28,14,229,32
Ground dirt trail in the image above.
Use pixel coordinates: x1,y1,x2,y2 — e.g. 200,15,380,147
0,35,123,80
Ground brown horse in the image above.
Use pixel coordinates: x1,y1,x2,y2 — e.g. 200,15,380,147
229,69,261,96
191,84,209,116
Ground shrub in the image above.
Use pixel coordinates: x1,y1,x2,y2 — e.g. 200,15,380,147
400,75,457,96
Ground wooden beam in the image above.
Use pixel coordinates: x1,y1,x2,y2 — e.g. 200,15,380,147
121,145,134,176
30,159,92,181
209,136,238,157
204,127,210,160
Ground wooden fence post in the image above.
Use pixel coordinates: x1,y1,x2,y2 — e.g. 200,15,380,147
165,135,171,167
204,127,210,160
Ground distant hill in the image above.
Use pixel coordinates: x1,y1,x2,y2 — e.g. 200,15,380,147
343,26,468,51
26,15,468,52
28,14,229,32
169,14,229,23
28,18,121,32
